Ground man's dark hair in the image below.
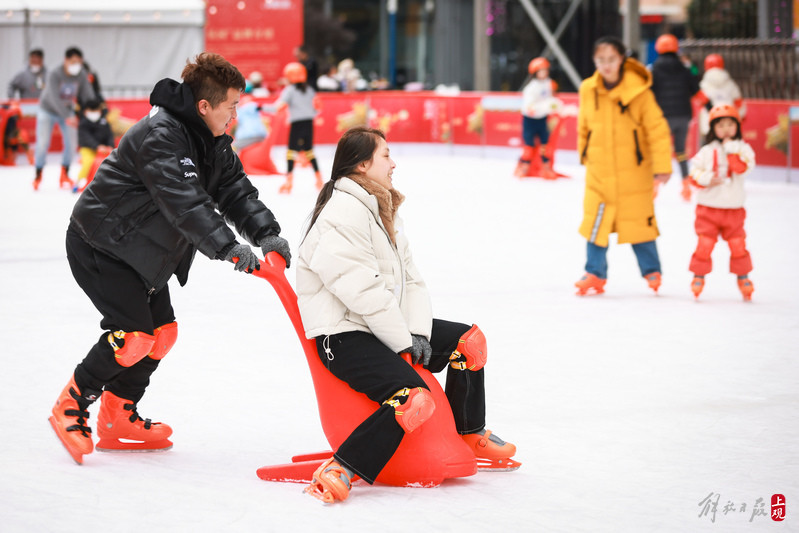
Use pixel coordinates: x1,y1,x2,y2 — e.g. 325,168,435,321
29,49,44,59
181,52,246,108
65,47,83,59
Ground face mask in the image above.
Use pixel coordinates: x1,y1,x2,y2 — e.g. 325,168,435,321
66,63,82,76
30,65,42,74
85,111,102,122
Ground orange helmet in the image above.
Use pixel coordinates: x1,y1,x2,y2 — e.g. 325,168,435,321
528,57,550,75
704,53,724,71
283,62,307,84
655,34,679,54
708,104,740,124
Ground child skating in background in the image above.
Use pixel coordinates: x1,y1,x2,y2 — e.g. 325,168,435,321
74,98,114,193
687,104,755,301
515,57,558,179
695,54,746,137
276,62,322,193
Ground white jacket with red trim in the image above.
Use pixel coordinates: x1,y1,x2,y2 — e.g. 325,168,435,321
689,139,755,209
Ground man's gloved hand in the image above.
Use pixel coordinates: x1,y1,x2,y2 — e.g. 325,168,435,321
260,235,292,268
402,334,432,366
224,243,260,273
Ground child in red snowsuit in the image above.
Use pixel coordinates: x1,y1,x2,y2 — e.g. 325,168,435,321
687,104,755,300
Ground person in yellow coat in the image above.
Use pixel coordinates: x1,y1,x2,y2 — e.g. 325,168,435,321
575,36,673,296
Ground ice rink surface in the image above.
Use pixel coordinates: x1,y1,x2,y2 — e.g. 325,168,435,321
1,145,797,532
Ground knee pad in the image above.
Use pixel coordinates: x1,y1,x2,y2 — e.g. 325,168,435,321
695,235,716,260
107,330,156,368
383,387,435,433
449,324,487,371
304,149,316,159
728,237,748,258
150,321,177,360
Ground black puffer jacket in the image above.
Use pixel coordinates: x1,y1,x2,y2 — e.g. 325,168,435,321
69,78,281,292
650,53,699,118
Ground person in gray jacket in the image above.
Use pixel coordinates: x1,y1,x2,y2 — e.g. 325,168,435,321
32,46,96,191
49,52,291,465
7,48,46,99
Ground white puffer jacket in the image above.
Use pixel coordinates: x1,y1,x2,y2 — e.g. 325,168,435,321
297,177,433,353
689,139,755,209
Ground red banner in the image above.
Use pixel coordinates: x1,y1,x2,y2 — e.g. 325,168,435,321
205,0,303,91
6,93,799,170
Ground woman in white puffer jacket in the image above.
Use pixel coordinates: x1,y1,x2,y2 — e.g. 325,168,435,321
296,127,518,503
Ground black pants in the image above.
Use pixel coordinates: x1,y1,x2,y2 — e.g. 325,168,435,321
316,319,485,484
66,228,175,403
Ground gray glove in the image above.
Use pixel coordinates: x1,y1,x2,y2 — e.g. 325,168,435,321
259,235,291,268
402,334,432,366
223,243,260,273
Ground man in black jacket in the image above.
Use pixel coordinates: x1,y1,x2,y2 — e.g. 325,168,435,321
49,53,292,464
651,34,700,201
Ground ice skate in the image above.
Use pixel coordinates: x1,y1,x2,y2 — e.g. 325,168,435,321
304,458,353,503
737,276,754,301
644,272,662,293
680,179,692,201
49,377,98,464
461,429,520,471
540,161,558,180
278,172,293,194
575,273,606,295
95,391,173,452
59,167,74,189
691,276,705,298
513,161,530,178
32,168,42,191
314,170,324,190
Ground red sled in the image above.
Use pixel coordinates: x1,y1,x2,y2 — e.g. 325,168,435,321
252,252,478,487
238,109,285,176
516,113,570,179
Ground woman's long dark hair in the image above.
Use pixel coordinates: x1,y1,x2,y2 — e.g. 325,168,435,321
304,126,386,236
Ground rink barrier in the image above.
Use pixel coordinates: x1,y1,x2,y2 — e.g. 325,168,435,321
4,92,798,169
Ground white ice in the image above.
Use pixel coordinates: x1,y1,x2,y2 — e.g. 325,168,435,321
1,145,797,532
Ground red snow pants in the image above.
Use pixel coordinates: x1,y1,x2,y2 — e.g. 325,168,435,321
689,205,752,276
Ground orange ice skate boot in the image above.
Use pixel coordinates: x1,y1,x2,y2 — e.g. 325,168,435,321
737,276,754,301
461,429,521,471
49,376,99,464
540,161,558,180
304,458,353,503
96,391,173,452
59,166,75,189
314,170,324,190
681,179,693,201
575,273,606,295
691,276,705,298
644,272,662,293
278,172,293,194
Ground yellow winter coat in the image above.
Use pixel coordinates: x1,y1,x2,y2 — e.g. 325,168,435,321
577,58,672,247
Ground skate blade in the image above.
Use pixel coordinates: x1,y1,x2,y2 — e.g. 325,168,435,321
48,415,87,465
575,288,604,296
475,457,522,471
304,482,337,504
96,438,173,452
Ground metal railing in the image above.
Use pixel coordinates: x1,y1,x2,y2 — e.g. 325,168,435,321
680,39,799,100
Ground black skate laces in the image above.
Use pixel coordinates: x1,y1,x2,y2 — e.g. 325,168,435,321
66,389,92,437
122,402,154,429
